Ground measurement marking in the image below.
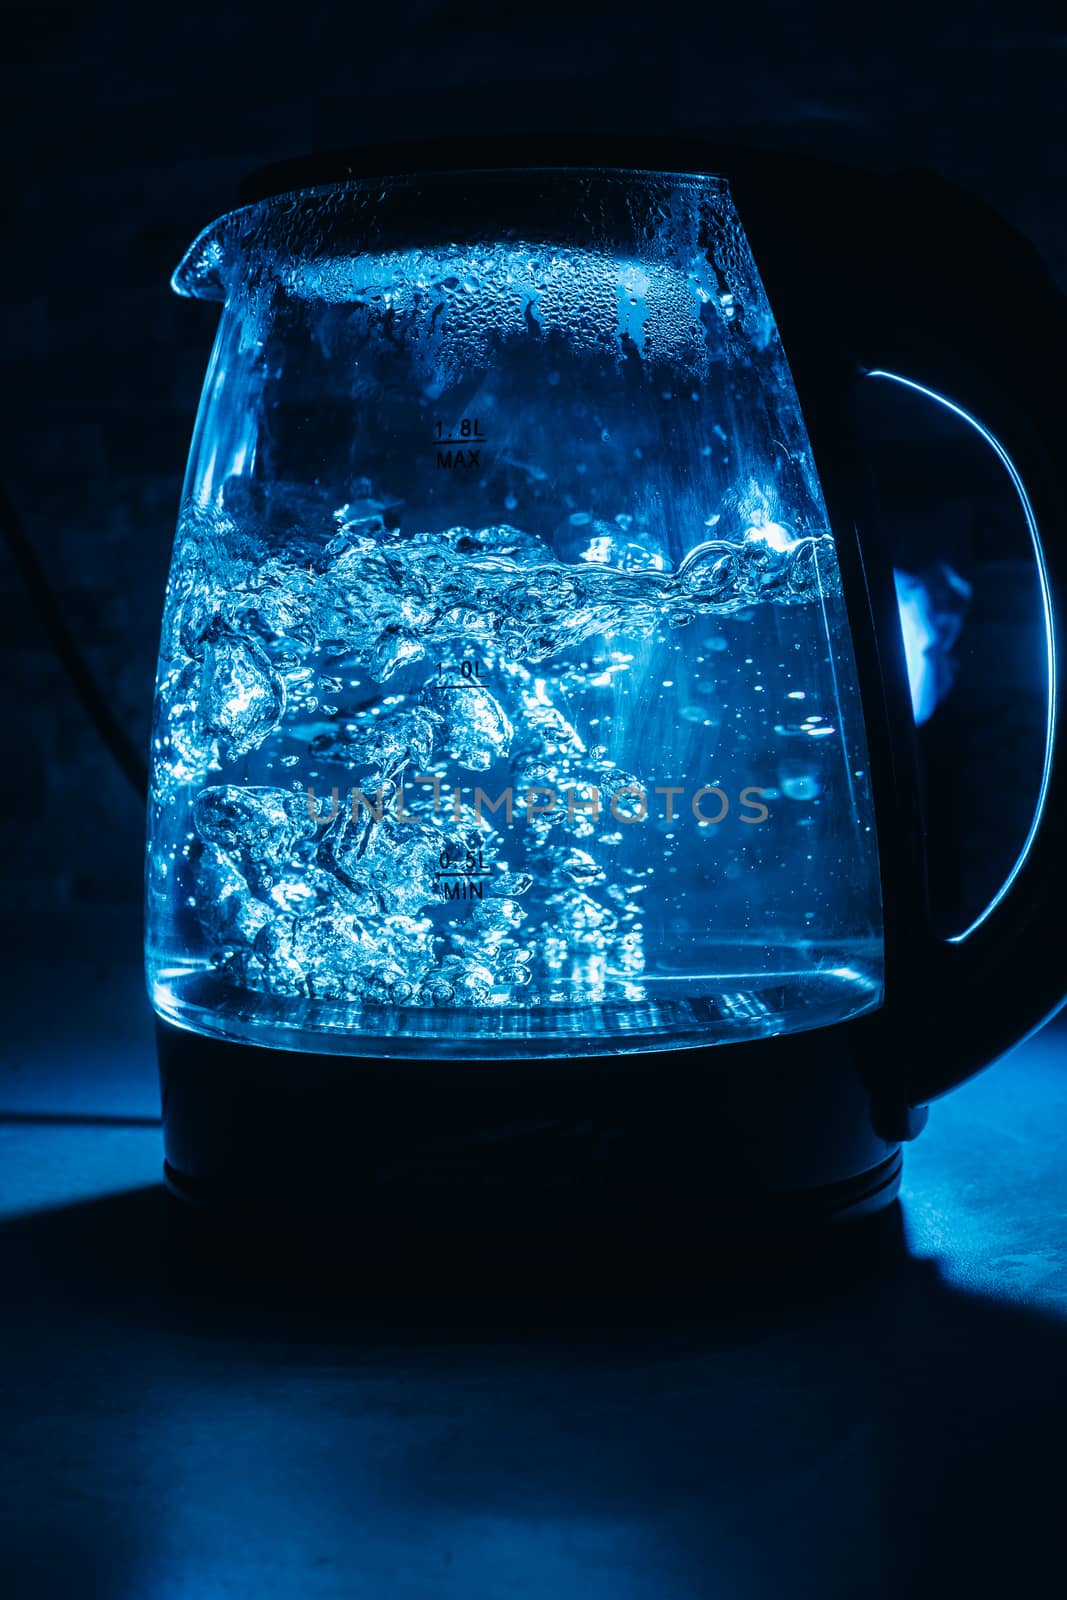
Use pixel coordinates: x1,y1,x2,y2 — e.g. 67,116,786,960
436,872,493,880
435,437,491,445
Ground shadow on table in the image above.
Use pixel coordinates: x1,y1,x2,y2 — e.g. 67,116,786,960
1,1185,1063,1599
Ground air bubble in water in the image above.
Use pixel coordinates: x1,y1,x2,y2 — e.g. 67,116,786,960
779,769,821,802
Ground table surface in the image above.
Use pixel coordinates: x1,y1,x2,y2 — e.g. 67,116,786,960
3,935,1066,1600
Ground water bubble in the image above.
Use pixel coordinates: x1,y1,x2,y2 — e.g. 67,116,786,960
194,845,271,948
421,682,514,772
311,705,442,773
200,633,285,759
552,847,605,887
779,770,821,802
489,871,534,897
195,785,316,868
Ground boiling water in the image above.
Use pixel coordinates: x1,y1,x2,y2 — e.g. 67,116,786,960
147,497,883,1056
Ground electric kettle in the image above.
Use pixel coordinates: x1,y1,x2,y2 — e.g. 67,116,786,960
148,140,1067,1228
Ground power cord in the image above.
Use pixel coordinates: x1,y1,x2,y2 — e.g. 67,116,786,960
0,483,149,803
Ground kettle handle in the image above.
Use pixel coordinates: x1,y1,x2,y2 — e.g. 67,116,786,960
852,364,1067,1106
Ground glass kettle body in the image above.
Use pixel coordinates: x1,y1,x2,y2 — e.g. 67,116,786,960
147,168,884,1063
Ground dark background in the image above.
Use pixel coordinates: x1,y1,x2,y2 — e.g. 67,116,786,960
2,0,1065,946
3,12,1067,1599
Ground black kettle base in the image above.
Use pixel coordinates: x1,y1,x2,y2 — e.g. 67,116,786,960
162,1147,903,1229
156,1016,908,1237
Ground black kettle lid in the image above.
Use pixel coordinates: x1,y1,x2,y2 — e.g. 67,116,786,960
237,134,767,206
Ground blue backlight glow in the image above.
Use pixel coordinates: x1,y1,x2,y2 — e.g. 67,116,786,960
894,569,941,725
868,370,1056,944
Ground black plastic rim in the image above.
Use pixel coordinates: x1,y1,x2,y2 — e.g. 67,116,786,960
236,134,755,208
163,1148,903,1231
